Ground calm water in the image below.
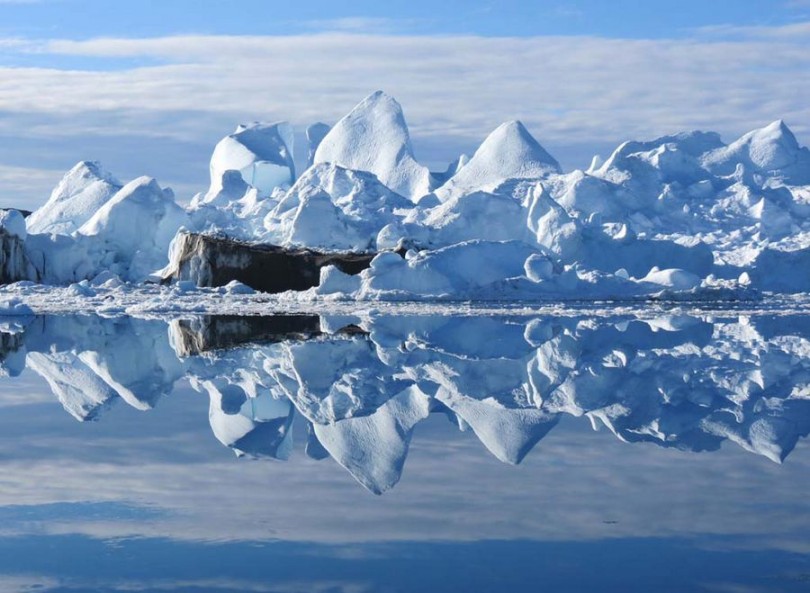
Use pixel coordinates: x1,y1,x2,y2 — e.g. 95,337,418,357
0,312,808,592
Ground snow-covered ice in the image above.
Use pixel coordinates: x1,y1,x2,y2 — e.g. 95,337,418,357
4,91,810,302
25,161,122,236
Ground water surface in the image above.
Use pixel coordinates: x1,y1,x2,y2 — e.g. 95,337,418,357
0,312,808,592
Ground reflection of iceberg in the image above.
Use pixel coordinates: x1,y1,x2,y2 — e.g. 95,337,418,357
4,311,810,493
26,352,116,421
16,316,184,419
204,382,295,460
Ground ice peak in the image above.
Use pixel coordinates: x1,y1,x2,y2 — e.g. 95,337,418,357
703,119,806,177
26,160,122,236
435,120,560,198
313,91,432,201
60,160,119,187
751,119,799,151
68,160,116,182
478,120,561,174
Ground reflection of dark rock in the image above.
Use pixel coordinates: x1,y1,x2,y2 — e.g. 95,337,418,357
0,330,26,377
163,232,376,293
173,315,322,356
173,314,370,355
0,331,25,360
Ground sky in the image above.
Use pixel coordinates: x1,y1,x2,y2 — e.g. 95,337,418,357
0,0,808,209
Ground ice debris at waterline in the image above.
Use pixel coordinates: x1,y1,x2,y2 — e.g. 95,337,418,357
4,91,810,299
5,312,810,494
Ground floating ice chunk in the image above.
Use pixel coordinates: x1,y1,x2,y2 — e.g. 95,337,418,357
640,267,701,290
208,122,295,198
220,280,255,295
317,265,361,295
360,241,536,298
524,253,555,282
265,162,412,251
0,209,26,240
67,281,96,297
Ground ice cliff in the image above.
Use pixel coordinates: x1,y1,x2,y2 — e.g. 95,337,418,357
5,91,810,299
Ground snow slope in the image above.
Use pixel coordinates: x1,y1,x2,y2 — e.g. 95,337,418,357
26,161,122,235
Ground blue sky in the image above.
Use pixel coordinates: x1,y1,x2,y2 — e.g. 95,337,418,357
2,0,808,39
0,0,808,209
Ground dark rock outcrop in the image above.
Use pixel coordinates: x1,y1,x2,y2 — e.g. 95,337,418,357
163,232,377,293
0,208,32,218
0,228,35,284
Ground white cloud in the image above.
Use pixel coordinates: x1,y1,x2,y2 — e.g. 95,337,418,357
0,164,64,211
297,16,429,34
0,29,807,208
694,20,810,39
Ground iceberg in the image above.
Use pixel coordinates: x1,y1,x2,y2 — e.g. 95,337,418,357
6,93,810,301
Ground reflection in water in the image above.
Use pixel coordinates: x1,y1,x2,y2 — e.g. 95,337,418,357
3,312,810,495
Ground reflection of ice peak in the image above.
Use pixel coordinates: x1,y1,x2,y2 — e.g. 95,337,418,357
26,352,117,421
314,386,431,494
436,390,559,464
